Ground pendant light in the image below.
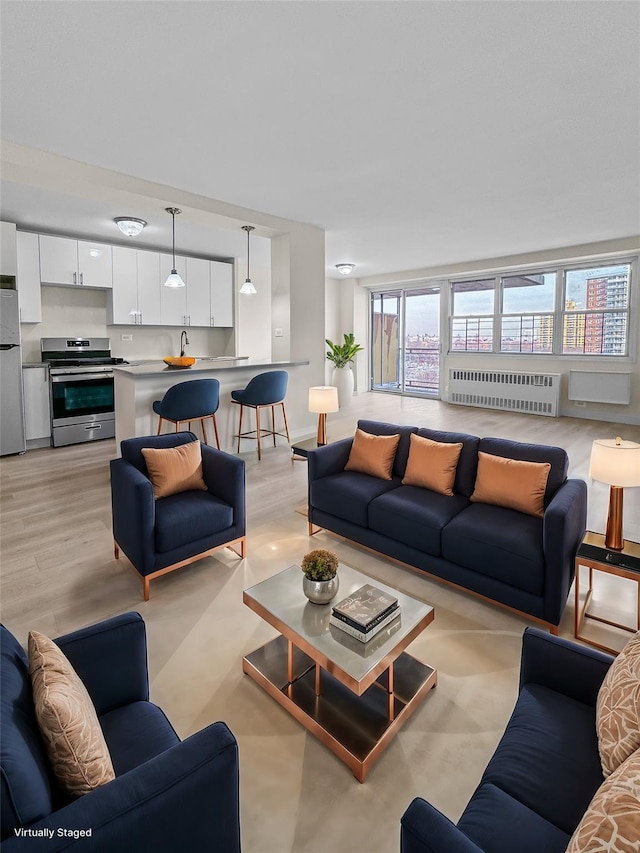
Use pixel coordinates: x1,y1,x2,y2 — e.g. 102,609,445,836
164,207,185,288
240,225,257,294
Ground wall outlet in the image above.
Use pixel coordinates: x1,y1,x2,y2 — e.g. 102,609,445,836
121,334,133,342
574,400,586,407
274,328,284,338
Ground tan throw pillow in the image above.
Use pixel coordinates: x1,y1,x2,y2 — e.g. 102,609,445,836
566,748,640,853
596,631,640,777
28,630,115,798
344,429,401,480
402,434,463,496
470,451,551,518
141,440,207,499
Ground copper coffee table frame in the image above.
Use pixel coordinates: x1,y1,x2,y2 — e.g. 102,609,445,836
242,565,437,782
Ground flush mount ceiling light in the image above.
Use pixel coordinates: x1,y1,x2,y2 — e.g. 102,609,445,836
335,263,355,276
240,225,257,295
164,207,185,288
114,217,147,237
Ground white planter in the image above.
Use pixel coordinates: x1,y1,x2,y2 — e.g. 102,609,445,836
331,366,354,407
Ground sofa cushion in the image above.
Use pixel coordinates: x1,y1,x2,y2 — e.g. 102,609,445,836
566,747,640,853
345,428,401,480
441,503,545,596
141,440,207,499
470,452,551,518
478,437,568,504
154,490,233,553
1,626,54,841
478,684,604,835
28,631,115,799
458,782,570,853
310,472,401,528
100,701,180,776
416,428,480,497
596,631,640,776
369,485,469,556
356,420,418,478
402,434,463,496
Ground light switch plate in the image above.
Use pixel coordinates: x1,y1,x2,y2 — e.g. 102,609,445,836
274,328,284,337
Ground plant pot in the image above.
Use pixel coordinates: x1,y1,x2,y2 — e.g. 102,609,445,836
331,366,354,407
302,575,340,605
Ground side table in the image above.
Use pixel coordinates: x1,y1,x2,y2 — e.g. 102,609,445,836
291,436,321,462
574,531,640,655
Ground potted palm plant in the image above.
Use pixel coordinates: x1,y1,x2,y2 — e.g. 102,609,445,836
301,549,340,604
325,333,364,404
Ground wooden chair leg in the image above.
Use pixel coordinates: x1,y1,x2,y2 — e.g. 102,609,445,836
143,577,150,602
212,414,220,449
256,406,262,460
114,541,120,559
157,417,163,435
271,405,276,447
281,402,291,443
201,418,208,445
237,404,243,453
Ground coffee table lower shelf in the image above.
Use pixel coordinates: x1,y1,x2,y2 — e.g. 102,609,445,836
242,635,437,782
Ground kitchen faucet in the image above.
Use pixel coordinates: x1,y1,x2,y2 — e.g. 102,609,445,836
180,330,190,357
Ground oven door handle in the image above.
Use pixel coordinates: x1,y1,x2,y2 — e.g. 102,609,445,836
50,373,114,383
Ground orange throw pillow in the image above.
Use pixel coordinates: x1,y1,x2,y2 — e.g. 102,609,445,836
344,429,401,480
402,434,463,496
141,441,208,499
470,451,551,518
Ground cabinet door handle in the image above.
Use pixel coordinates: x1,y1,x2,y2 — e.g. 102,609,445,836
211,316,214,326
188,315,191,326
139,312,143,324
80,272,83,285
73,272,77,284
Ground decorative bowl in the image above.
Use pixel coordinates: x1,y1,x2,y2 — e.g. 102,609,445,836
163,356,196,369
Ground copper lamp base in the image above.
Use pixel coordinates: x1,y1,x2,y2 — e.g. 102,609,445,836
604,485,624,551
316,413,327,446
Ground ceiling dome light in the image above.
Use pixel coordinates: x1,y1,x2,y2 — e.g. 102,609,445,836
336,263,355,276
114,217,147,237
240,225,257,295
164,207,185,288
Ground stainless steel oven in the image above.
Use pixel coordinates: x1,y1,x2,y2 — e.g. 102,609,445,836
41,338,126,447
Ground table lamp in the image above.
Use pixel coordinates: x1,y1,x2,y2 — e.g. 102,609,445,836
589,437,640,550
308,386,339,446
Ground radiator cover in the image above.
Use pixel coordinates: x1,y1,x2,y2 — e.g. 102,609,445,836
449,369,561,417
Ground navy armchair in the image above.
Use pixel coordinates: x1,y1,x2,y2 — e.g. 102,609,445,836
110,432,245,600
401,628,613,853
1,612,241,852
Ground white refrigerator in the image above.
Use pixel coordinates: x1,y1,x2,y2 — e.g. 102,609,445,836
0,288,26,455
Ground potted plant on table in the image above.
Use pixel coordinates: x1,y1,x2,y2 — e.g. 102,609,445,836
325,333,364,404
301,549,340,604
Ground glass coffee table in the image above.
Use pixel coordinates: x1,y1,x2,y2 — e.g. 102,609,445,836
242,563,437,781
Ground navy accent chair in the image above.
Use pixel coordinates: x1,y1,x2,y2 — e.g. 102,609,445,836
0,613,241,852
400,628,613,853
231,370,290,460
110,431,245,600
153,378,221,448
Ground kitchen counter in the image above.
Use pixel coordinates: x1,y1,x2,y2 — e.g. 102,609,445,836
113,357,313,453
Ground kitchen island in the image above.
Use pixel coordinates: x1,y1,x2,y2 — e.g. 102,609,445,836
113,357,311,454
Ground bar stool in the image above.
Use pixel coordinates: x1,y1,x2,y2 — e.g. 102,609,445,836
153,379,220,448
231,371,290,460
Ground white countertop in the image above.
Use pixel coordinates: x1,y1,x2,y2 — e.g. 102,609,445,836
113,357,309,378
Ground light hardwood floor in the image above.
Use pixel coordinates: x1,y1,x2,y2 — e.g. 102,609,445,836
1,393,639,852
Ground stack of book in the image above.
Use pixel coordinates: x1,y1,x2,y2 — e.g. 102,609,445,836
330,584,400,643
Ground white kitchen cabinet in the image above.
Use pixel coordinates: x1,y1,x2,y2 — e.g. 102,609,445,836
22,367,51,442
110,246,138,324
137,251,161,326
159,253,187,325
185,257,211,326
39,235,112,289
16,232,42,323
210,261,234,327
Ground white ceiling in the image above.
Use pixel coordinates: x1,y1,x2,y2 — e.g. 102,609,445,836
1,1,639,279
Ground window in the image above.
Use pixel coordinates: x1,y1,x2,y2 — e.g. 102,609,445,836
451,279,494,351
500,272,556,354
562,264,631,355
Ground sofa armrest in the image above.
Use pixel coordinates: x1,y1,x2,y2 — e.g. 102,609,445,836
54,613,149,716
201,445,246,536
542,478,587,625
2,722,240,853
519,627,613,707
401,798,484,853
308,437,353,482
110,457,156,576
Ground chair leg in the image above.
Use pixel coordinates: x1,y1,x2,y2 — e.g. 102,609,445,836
271,405,276,447
281,402,291,443
157,417,163,435
212,414,220,449
256,406,262,461
143,577,150,602
201,417,208,445
114,541,120,559
237,404,243,453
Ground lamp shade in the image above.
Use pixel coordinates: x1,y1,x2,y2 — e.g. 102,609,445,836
589,439,640,487
308,386,339,414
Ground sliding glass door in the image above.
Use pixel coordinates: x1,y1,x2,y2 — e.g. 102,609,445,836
371,286,441,396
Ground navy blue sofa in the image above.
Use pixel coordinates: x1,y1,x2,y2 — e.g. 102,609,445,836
1,612,241,852
110,432,246,600
401,628,613,853
308,420,587,632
